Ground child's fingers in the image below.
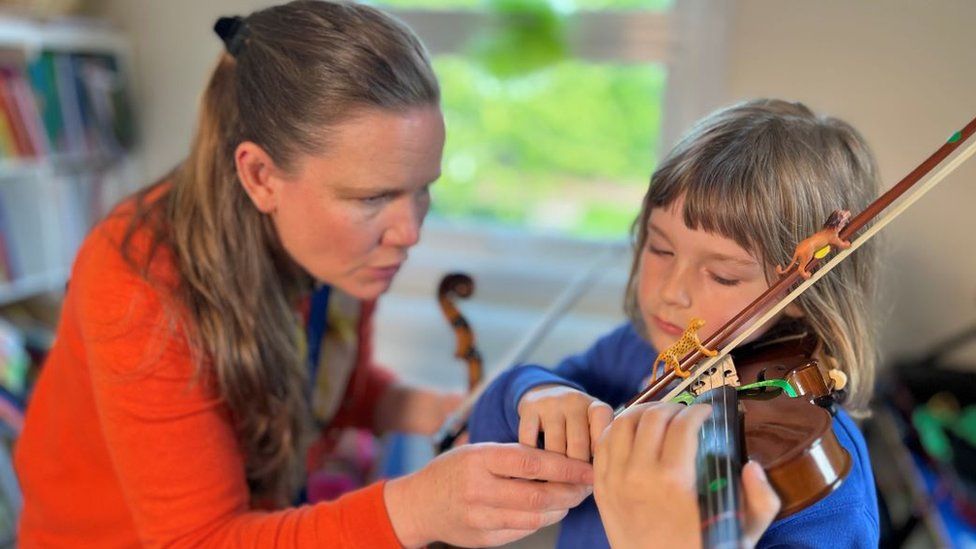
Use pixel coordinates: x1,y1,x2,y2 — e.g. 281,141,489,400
658,404,712,472
587,402,612,455
566,412,592,462
519,412,541,448
542,414,567,455
598,404,643,477
627,403,685,469
742,460,781,546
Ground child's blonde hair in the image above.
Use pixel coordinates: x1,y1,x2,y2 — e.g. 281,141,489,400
625,99,880,415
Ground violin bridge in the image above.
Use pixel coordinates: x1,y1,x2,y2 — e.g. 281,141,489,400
688,355,740,397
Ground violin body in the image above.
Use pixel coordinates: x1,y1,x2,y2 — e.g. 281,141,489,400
732,331,852,518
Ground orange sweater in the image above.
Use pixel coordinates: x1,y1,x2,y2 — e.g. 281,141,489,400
14,209,403,547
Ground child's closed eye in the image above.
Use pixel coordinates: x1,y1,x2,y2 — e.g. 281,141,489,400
647,245,673,257
709,272,741,286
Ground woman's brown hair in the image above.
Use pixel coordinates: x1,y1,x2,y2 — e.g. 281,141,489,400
122,0,439,504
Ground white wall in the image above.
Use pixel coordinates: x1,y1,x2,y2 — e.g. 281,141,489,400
88,0,976,389
724,0,976,365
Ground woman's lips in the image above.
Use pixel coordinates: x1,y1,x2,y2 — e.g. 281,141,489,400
369,264,401,280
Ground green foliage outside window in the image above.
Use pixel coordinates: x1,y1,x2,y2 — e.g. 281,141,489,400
375,0,672,10
372,0,671,238
433,57,665,237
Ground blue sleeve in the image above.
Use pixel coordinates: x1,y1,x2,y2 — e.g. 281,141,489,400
552,323,655,408
469,323,655,444
758,410,880,548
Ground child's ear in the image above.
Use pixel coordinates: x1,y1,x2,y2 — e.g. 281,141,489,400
784,303,805,318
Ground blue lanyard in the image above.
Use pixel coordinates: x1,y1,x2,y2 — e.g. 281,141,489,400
306,285,331,395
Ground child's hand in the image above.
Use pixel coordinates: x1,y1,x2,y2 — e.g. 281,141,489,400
593,402,781,549
517,384,613,462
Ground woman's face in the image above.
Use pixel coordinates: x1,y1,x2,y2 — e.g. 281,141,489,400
266,106,445,300
636,197,774,354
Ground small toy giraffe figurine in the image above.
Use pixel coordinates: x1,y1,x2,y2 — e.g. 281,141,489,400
650,318,718,384
776,209,853,279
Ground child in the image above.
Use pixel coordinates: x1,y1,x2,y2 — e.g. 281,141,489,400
469,99,881,548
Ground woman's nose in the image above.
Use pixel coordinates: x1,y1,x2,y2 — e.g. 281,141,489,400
382,197,424,248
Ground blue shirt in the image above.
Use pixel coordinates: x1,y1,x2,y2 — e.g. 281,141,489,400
469,322,879,548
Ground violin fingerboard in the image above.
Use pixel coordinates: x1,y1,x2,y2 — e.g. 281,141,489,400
695,385,746,549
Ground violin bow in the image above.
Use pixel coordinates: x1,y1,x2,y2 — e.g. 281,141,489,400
618,115,976,415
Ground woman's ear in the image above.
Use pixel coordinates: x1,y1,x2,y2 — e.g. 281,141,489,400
235,141,283,213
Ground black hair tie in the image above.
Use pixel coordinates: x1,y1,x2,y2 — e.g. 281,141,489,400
214,16,248,57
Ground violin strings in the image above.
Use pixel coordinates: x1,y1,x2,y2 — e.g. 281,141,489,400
702,373,713,543
725,379,735,545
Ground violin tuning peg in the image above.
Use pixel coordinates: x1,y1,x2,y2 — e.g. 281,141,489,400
827,368,848,391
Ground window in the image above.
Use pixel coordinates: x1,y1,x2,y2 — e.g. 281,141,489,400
378,0,679,238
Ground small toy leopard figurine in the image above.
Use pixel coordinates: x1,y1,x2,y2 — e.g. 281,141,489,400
776,209,853,279
650,318,718,383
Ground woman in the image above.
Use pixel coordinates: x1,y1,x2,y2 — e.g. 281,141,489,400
14,2,592,546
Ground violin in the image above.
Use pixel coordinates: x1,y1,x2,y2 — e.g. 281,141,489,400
431,273,483,453
620,115,976,547
437,273,483,392
690,326,850,546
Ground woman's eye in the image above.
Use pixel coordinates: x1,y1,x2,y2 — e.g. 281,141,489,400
361,193,391,205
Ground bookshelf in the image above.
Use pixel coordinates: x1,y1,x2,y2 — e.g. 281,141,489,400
0,15,138,308
0,15,138,545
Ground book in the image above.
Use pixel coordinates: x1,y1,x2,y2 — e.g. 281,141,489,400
26,52,64,154
52,53,86,154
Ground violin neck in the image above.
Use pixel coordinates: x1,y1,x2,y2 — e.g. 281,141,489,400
695,385,746,549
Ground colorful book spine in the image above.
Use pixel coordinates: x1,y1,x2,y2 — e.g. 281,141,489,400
27,52,64,154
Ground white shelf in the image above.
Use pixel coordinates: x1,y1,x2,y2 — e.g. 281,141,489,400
0,15,137,307
0,269,65,305
0,15,126,56
0,152,121,179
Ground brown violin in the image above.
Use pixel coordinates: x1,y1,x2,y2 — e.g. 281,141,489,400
678,326,850,546
437,273,483,392
432,273,483,453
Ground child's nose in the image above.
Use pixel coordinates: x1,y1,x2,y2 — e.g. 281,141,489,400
660,266,692,307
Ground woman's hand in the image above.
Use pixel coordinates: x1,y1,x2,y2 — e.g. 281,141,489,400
384,442,594,547
518,384,613,462
592,403,780,549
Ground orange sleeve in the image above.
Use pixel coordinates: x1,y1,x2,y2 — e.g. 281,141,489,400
73,227,403,548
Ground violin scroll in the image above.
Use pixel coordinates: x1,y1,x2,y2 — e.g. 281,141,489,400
437,273,483,391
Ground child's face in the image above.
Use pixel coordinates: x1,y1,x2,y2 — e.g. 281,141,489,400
637,198,773,353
